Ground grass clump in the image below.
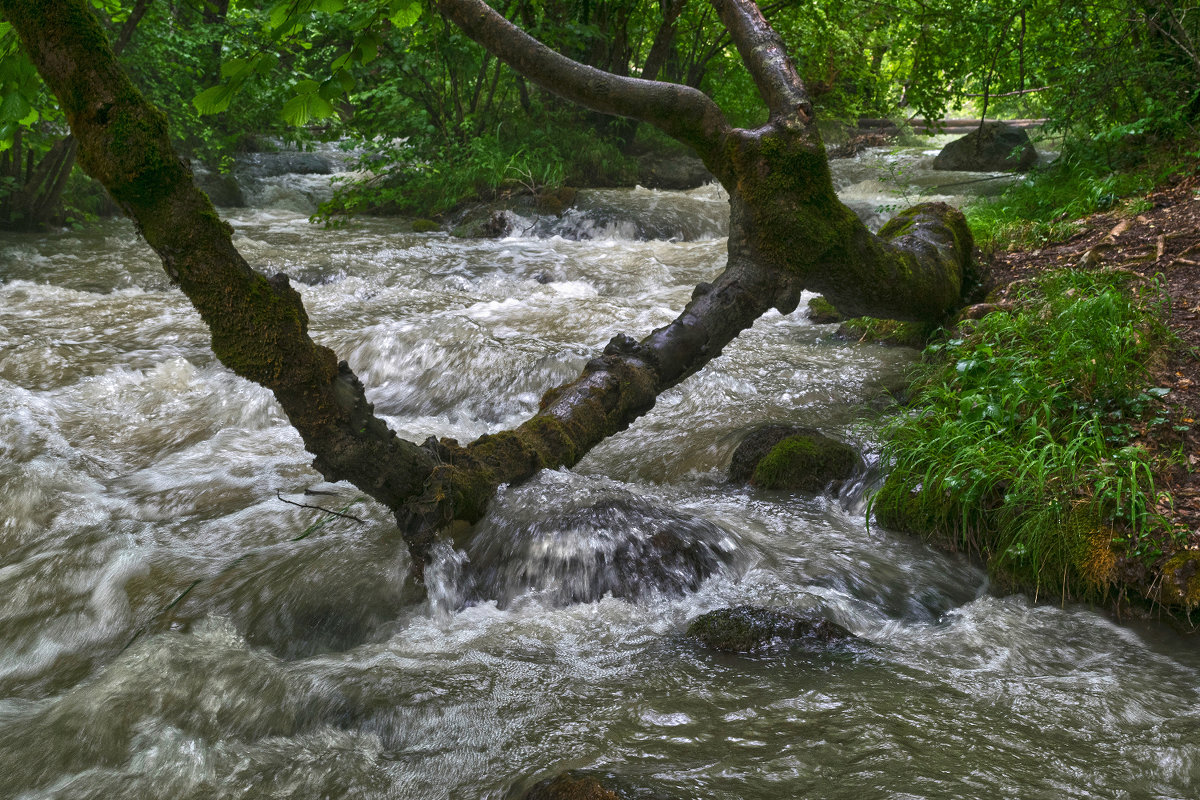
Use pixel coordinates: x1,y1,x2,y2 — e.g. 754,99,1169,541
964,140,1193,251
873,269,1180,600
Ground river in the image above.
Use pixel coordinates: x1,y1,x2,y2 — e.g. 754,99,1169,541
1,140,1197,799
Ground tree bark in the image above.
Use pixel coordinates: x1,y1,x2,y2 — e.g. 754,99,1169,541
5,0,975,578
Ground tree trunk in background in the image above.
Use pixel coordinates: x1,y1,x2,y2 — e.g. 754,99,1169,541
0,0,152,230
3,0,974,578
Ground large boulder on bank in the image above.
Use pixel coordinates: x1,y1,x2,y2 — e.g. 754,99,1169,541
933,121,1038,172
686,605,856,653
729,425,858,492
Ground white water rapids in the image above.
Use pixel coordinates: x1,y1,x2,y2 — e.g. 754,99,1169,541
0,140,1197,799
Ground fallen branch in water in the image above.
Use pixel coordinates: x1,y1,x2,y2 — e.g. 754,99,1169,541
276,491,366,524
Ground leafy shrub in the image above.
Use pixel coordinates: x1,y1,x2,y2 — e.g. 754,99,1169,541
873,270,1180,599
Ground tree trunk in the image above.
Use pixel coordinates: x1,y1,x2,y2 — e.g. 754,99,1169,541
3,0,974,579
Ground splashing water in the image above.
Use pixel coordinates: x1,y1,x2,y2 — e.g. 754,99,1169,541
0,142,1196,799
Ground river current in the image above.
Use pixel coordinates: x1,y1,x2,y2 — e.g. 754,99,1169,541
1,141,1197,799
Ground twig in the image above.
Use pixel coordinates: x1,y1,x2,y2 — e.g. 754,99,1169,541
276,491,365,523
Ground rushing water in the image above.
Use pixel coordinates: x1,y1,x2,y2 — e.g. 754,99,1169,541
1,141,1197,800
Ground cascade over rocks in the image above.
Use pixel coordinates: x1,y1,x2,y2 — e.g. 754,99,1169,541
933,121,1038,173
465,497,740,606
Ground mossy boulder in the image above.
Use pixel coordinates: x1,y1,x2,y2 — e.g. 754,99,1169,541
1159,550,1200,609
686,605,855,653
729,426,857,493
932,121,1038,173
836,317,935,348
806,295,844,324
411,218,441,233
871,472,955,543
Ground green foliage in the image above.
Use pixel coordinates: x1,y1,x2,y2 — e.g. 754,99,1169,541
317,113,635,220
964,142,1180,249
873,270,1180,598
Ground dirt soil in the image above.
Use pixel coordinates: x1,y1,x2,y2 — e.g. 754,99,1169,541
985,172,1200,601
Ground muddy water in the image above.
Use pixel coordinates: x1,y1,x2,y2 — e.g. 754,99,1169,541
0,143,1197,799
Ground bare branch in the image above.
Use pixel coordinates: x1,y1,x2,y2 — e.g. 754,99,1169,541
276,491,366,523
708,0,812,124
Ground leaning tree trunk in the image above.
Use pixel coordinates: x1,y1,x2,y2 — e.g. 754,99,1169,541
3,0,973,578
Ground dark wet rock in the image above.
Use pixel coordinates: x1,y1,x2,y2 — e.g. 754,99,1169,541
193,167,245,207
535,186,578,215
523,772,625,800
411,218,441,233
827,131,893,159
237,151,335,177
466,497,739,606
635,152,713,190
806,295,844,324
932,121,1038,172
686,605,856,653
167,538,415,659
729,426,858,492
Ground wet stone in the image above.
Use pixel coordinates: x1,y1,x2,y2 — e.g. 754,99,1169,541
932,121,1038,173
686,605,856,653
466,497,739,606
522,772,624,800
729,425,858,493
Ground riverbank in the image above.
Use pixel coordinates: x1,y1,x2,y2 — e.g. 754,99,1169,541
876,162,1200,626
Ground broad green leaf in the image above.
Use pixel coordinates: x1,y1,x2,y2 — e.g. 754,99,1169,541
314,0,345,11
193,83,236,115
281,91,335,126
220,58,253,79
388,0,421,29
358,32,380,64
0,90,32,123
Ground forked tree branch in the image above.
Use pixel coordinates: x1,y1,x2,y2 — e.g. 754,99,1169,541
708,0,812,124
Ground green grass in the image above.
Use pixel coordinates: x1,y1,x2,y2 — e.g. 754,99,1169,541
872,269,1181,600
963,138,1198,251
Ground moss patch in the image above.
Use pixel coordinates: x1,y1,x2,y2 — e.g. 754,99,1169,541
751,433,857,492
837,316,937,348
1160,551,1200,609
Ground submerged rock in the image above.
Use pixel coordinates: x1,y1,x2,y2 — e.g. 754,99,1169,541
522,772,625,800
686,605,855,653
193,167,245,207
635,151,713,190
806,295,844,324
932,121,1038,172
467,497,739,605
729,425,858,492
